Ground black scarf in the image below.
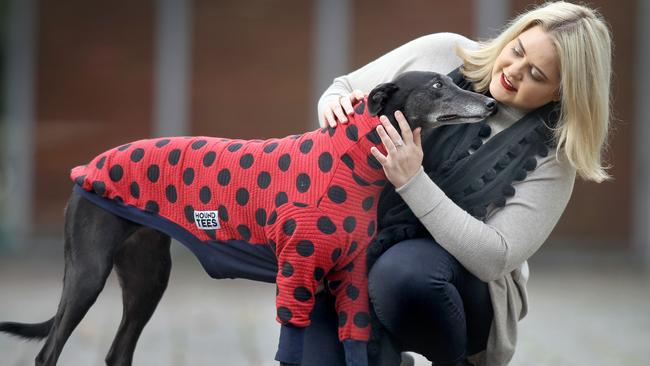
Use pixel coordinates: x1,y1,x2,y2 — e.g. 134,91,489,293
366,67,560,361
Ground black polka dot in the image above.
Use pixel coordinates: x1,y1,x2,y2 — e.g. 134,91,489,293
227,143,243,152
281,262,294,277
277,307,293,322
341,154,355,170
165,185,177,203
318,152,333,173
290,134,302,139
255,208,267,226
239,153,254,169
293,202,308,207
257,171,271,189
147,164,160,183
191,140,207,150
269,239,277,253
263,142,278,153
278,154,291,171
218,205,228,222
367,154,382,170
130,182,140,198
184,205,195,223
168,149,181,165
327,186,347,204
354,101,365,114
331,248,342,262
367,220,376,237
346,125,359,141
204,230,216,240
352,173,370,186
237,225,251,241
299,139,314,154
199,186,211,204
183,168,195,185
145,200,159,214
343,262,354,272
75,175,86,186
354,312,370,328
366,130,381,144
92,181,106,196
275,192,288,207
293,287,312,302
362,197,374,211
203,151,216,167
217,169,231,186
155,139,170,148
283,219,297,236
109,165,123,182
343,216,356,233
327,127,336,137
317,216,337,234
314,267,325,281
96,156,106,169
114,196,124,205
236,188,249,206
267,210,278,225
329,280,342,291
346,285,360,300
118,143,131,151
348,241,358,255
130,148,145,162
296,240,314,257
296,173,311,193
338,312,348,327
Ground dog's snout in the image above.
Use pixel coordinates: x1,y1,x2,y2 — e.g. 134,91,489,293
485,99,497,111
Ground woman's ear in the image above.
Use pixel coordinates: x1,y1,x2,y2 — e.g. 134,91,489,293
368,83,399,115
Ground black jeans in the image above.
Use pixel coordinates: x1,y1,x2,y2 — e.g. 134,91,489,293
302,238,493,366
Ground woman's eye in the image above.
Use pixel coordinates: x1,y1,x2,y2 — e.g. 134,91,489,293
432,82,443,88
511,47,522,56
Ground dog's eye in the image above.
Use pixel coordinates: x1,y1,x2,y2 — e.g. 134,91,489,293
432,82,443,89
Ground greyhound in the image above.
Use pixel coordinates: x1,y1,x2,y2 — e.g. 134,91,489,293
0,71,496,366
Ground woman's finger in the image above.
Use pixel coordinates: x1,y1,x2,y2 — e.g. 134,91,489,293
352,89,366,102
324,108,337,128
376,124,397,152
333,103,348,123
341,96,354,115
413,127,422,148
379,116,404,147
394,111,413,144
370,146,388,165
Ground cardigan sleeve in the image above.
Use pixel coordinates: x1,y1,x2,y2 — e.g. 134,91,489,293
395,152,576,282
316,32,477,127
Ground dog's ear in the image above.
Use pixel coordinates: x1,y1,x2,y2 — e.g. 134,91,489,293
367,83,399,115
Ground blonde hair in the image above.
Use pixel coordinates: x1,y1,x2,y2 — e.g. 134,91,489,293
456,1,613,182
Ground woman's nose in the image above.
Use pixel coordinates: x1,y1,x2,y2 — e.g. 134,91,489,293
506,63,525,81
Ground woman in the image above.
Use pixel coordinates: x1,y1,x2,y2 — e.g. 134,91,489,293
303,2,612,366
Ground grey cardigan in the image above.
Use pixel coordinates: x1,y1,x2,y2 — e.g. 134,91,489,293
317,33,576,365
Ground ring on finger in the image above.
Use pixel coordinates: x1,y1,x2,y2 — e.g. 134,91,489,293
394,139,404,147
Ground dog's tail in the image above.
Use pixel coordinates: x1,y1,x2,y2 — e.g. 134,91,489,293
0,317,53,341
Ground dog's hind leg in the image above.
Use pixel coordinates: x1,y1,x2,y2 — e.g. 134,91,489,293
105,227,171,366
35,193,139,366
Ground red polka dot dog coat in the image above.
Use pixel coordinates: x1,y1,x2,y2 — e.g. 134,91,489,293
71,100,386,364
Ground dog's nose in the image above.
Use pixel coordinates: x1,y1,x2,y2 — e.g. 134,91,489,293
485,99,497,111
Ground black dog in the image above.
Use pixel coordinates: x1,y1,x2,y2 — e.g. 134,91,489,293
0,71,495,366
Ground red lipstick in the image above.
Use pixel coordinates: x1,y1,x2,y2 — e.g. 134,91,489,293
500,73,517,92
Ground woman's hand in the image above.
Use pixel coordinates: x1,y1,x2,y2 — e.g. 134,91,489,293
370,111,423,188
322,90,367,128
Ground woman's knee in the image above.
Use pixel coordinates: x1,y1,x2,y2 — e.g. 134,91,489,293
368,238,458,304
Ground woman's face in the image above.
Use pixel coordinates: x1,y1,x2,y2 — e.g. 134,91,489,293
489,26,561,111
